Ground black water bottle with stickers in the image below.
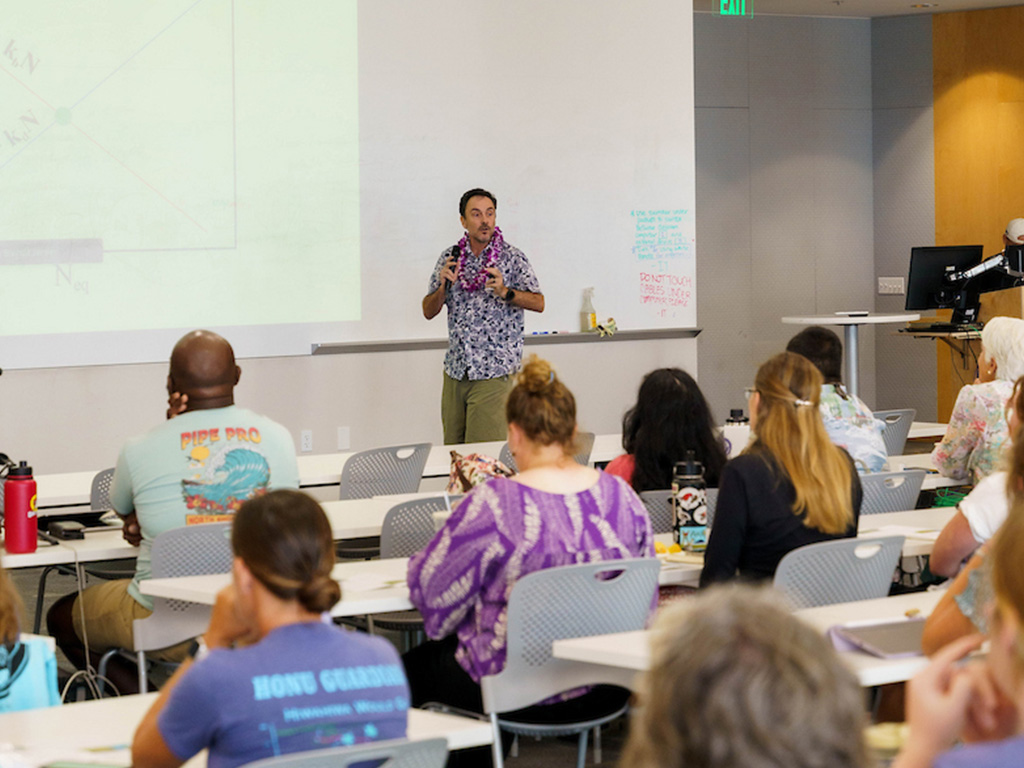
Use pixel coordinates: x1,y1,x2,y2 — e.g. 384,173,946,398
671,451,708,552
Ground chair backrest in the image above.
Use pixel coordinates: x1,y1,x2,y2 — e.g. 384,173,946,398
859,470,926,515
640,487,720,535
90,468,115,512
639,490,672,534
498,444,518,474
242,738,449,768
380,497,448,558
573,432,596,466
873,408,916,456
480,558,660,714
773,535,905,610
134,522,234,652
499,432,595,475
339,443,432,500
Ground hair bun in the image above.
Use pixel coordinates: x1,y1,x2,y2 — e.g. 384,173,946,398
520,355,555,394
297,573,341,614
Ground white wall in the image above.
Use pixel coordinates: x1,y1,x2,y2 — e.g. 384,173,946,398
0,338,696,473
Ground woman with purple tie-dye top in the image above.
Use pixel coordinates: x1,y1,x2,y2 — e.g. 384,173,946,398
403,356,653,767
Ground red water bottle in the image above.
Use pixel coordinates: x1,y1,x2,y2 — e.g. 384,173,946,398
4,461,38,554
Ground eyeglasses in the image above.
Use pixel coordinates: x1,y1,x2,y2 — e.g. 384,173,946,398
744,387,757,400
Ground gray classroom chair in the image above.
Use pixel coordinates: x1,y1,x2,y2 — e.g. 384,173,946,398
33,468,136,633
339,443,432,500
859,470,926,515
363,496,455,647
480,558,661,768
243,738,449,768
97,522,233,693
640,487,719,535
336,443,431,560
498,431,596,474
873,408,917,457
773,535,905,610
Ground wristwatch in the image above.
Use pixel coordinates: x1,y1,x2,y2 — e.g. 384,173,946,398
503,287,515,303
187,636,210,662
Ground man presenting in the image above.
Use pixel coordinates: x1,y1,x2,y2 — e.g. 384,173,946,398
423,188,544,444
48,329,299,693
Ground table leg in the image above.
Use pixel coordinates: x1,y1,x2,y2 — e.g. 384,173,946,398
844,325,859,398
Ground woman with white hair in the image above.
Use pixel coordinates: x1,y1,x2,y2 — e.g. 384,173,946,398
932,316,1024,484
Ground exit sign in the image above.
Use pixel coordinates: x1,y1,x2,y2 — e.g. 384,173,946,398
720,0,751,15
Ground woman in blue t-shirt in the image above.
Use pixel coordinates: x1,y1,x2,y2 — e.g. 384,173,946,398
132,490,410,768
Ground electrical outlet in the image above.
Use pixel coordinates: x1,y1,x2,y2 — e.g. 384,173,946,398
300,430,313,453
877,277,905,295
337,426,351,451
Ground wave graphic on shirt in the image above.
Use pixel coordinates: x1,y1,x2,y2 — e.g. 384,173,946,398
182,448,271,513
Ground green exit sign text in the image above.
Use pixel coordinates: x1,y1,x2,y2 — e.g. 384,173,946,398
720,0,750,16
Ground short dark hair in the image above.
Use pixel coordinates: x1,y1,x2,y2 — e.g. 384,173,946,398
785,326,843,383
459,188,497,217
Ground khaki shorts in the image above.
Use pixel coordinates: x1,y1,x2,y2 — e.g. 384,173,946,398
442,373,513,444
72,579,192,662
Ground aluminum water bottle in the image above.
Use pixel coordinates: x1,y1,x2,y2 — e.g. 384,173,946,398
671,451,708,552
722,408,751,459
4,461,38,554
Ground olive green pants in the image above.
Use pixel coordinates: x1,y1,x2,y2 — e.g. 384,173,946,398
441,373,512,444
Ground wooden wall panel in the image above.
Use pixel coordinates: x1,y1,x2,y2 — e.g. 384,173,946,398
932,8,1024,419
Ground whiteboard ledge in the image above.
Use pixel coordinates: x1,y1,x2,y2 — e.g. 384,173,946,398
312,328,702,356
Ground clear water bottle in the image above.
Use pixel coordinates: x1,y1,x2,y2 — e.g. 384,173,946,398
671,451,708,552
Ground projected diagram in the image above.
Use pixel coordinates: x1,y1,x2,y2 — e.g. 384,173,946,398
0,0,237,266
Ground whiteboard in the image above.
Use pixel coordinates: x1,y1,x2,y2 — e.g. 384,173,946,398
0,0,695,368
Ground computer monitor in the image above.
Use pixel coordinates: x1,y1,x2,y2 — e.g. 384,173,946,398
906,245,984,325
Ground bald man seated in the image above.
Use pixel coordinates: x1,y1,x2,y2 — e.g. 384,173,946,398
48,330,299,694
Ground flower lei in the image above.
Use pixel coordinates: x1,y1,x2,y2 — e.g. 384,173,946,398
456,226,504,292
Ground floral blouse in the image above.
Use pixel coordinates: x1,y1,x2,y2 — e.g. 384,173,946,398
406,472,654,683
931,379,1014,484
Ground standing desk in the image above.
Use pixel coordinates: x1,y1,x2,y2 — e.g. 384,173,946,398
781,313,920,398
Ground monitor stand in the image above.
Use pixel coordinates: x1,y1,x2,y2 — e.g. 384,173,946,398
950,291,980,326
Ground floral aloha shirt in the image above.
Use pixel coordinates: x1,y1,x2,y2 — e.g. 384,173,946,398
931,379,1013,484
428,240,541,381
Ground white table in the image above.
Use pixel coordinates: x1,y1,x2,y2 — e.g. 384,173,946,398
140,507,953,615
1,493,448,570
781,313,920,398
907,422,947,441
652,506,955,588
0,691,492,767
887,452,963,490
142,558,415,617
33,436,624,510
552,590,943,689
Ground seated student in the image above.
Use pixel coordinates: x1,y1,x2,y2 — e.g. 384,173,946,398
132,490,408,768
621,585,870,768
48,329,299,694
931,375,1024,578
404,355,653,766
894,501,1024,768
785,325,887,473
605,367,727,492
0,559,59,712
923,415,1024,654
700,352,862,586
932,316,1024,484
